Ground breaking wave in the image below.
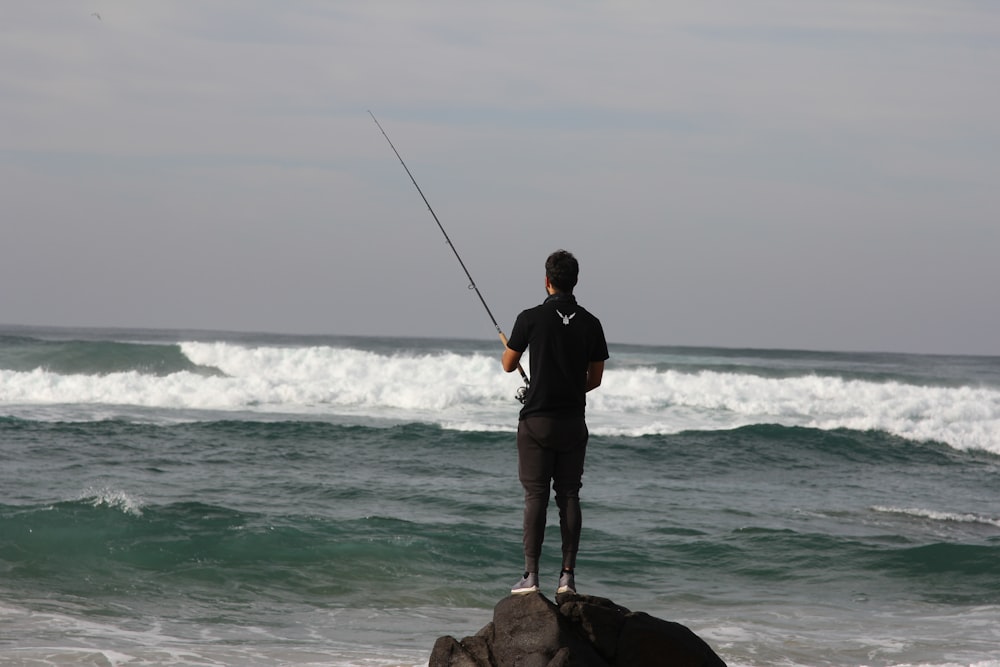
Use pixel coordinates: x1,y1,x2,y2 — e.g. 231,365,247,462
0,337,998,454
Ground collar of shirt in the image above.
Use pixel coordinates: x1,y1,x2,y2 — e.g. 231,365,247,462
543,293,577,305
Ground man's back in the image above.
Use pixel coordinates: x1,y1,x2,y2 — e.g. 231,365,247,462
507,293,606,419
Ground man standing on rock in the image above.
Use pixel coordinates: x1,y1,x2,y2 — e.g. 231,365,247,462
502,249,609,596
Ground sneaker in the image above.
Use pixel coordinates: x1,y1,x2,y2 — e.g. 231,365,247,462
511,572,539,594
556,570,576,594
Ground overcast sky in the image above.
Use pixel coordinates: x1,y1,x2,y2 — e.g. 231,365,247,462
3,1,998,355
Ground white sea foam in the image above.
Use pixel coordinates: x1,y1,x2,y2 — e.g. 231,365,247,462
0,598,429,667
689,599,1000,667
871,506,1000,529
1,342,998,454
79,487,146,517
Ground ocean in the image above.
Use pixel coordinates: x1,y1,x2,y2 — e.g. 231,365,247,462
1,325,998,667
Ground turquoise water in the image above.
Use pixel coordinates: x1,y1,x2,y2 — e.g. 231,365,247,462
2,326,999,666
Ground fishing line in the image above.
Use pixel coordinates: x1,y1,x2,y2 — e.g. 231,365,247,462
369,111,529,403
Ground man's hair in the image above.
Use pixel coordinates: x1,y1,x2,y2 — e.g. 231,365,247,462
545,249,579,293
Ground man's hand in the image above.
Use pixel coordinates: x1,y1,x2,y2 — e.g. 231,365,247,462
585,361,604,392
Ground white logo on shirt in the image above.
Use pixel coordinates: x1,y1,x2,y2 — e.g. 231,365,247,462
556,309,576,325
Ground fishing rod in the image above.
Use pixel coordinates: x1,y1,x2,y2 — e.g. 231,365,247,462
368,110,529,403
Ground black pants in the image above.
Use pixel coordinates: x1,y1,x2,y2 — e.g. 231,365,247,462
517,415,589,574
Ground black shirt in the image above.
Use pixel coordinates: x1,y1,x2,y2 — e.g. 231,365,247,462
506,293,609,420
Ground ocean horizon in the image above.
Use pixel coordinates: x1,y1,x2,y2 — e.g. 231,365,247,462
2,324,998,666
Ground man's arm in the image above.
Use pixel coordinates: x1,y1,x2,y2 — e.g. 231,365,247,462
585,360,604,392
502,346,523,373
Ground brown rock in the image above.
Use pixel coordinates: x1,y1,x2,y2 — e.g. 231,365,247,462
429,593,726,667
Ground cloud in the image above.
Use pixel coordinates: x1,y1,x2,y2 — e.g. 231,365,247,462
1,0,998,353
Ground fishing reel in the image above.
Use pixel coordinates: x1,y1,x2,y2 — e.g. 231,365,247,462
515,383,528,404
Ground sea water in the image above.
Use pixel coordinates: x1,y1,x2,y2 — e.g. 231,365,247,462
1,325,998,666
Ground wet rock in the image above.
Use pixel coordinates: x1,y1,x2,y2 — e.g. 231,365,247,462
429,592,726,667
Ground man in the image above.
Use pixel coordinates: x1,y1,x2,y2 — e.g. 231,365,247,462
501,249,609,596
